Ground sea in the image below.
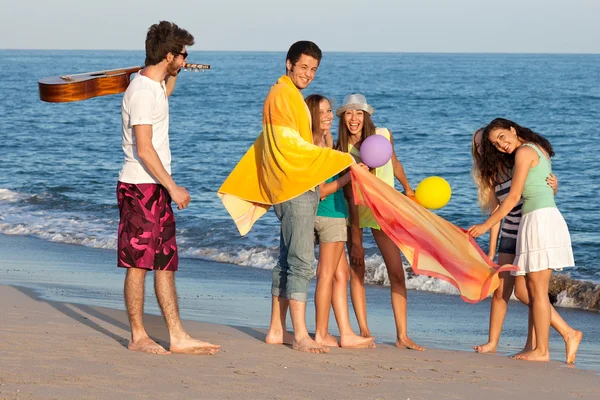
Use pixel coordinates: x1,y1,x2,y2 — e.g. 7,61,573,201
1,50,599,369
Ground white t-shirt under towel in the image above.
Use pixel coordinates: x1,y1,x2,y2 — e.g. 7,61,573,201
119,73,171,184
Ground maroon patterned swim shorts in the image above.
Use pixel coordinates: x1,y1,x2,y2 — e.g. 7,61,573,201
117,182,178,271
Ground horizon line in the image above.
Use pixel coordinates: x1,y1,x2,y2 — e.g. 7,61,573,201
1,48,599,56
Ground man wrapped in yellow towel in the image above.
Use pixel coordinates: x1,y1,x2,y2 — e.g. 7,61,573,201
218,41,354,353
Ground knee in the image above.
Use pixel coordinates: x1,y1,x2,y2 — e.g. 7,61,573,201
316,266,335,283
492,287,506,301
387,267,406,287
514,287,529,303
334,268,349,284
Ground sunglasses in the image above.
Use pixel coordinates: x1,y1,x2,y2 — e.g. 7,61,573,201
178,51,188,60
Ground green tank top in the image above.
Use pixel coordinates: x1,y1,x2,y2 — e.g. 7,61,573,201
316,175,348,218
521,143,556,215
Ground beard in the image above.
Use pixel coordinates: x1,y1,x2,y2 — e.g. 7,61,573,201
166,59,181,77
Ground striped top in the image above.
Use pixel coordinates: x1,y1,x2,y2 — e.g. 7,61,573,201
495,169,522,240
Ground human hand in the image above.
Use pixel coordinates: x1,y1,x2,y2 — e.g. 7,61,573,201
170,186,191,210
546,173,558,194
487,250,496,261
350,242,365,267
467,223,489,238
404,188,415,198
356,162,370,172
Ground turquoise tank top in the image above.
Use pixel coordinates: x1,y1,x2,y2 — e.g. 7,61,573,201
521,143,556,215
317,175,348,218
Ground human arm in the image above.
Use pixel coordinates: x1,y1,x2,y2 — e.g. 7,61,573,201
343,183,364,267
319,163,369,199
388,131,415,197
164,72,179,97
134,125,190,209
468,146,536,237
487,193,501,260
319,173,350,199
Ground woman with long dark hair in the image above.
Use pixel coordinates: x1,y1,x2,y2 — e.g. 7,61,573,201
468,118,581,363
336,93,422,351
471,128,580,361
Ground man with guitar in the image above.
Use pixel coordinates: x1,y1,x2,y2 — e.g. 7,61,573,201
117,21,219,355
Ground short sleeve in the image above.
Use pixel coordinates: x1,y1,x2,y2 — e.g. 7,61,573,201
128,90,155,126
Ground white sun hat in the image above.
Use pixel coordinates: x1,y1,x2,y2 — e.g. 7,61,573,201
335,93,375,117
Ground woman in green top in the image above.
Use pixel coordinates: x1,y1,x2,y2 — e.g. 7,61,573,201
305,94,373,349
469,118,580,363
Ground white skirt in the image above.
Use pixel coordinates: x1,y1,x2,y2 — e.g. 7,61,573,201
511,207,574,276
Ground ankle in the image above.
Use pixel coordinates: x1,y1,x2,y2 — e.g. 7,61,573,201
397,333,410,341
294,332,311,342
169,329,189,342
267,325,285,334
130,329,150,343
315,330,329,340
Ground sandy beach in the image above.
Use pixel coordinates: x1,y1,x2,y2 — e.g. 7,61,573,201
1,284,598,400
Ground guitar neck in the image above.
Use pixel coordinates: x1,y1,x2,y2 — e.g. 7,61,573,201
56,62,210,82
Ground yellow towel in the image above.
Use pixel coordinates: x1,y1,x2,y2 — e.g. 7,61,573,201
218,75,354,235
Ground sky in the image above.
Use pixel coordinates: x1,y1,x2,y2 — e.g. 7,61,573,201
1,0,599,53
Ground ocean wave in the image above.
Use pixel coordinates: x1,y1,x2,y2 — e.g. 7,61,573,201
180,246,277,270
1,186,598,312
0,188,26,202
362,255,460,295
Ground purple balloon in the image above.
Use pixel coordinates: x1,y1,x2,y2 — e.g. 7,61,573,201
360,135,392,168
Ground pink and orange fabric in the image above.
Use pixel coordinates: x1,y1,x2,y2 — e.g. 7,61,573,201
350,165,519,303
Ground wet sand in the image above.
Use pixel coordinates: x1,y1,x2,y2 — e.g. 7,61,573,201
1,284,598,400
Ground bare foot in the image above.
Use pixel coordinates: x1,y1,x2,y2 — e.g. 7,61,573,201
292,336,329,354
128,337,170,355
396,336,424,351
315,333,340,347
340,334,375,349
472,341,497,353
512,349,550,362
170,334,220,355
359,329,371,338
565,330,583,364
510,344,534,359
266,328,294,345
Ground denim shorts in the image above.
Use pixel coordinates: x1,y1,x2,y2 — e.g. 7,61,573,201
314,216,347,243
498,236,517,255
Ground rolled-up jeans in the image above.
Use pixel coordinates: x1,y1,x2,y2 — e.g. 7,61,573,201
271,189,319,302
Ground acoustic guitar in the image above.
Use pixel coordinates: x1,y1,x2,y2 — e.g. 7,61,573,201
38,62,210,103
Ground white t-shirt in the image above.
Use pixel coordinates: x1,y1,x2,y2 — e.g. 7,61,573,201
118,73,171,184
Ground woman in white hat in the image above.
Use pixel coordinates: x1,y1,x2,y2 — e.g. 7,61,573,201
336,93,423,351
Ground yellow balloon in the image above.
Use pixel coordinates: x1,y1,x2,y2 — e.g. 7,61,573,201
415,176,452,210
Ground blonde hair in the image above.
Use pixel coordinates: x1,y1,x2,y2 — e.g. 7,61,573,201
470,128,493,213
